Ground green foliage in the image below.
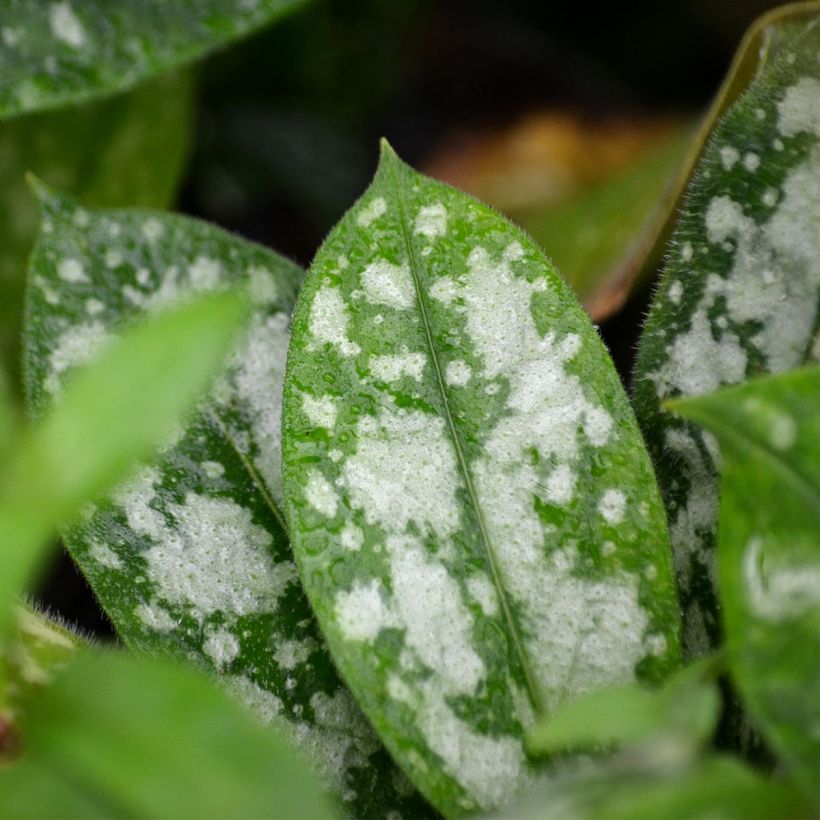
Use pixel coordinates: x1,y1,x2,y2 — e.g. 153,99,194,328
281,142,681,815
670,366,820,802
633,10,820,656
0,0,306,119
0,651,335,819
22,189,429,818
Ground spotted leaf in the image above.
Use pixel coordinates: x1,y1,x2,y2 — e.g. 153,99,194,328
282,143,682,816
669,367,820,801
0,0,306,119
23,188,431,819
633,13,820,657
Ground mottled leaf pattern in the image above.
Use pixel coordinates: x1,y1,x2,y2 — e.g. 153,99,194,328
0,0,305,118
670,367,820,801
282,144,682,815
23,190,429,818
633,15,820,656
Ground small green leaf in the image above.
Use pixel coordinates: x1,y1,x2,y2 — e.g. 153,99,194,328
0,651,335,819
282,143,682,815
22,190,431,819
670,366,820,801
1,282,244,627
633,11,820,656
527,655,721,756
0,71,195,381
0,0,306,119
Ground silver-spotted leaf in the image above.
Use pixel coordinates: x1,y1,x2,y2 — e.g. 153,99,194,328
281,143,682,816
633,13,820,656
669,367,820,801
22,189,430,819
0,0,305,119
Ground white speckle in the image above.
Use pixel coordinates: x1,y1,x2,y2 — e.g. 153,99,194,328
668,281,683,305
598,489,627,524
188,256,221,291
466,575,498,616
203,626,240,670
105,249,123,268
646,633,667,656
336,579,396,641
72,208,89,227
306,468,338,518
224,675,284,725
430,276,458,305
445,360,471,387
136,268,151,286
602,541,617,557
1,27,21,47
85,298,105,315
356,196,387,227
719,146,740,170
544,463,576,506
361,259,415,310
49,2,86,48
762,188,778,207
45,322,112,394
134,602,176,632
309,285,361,357
340,522,364,551
202,461,224,479
414,203,448,239
329,449,343,463
369,352,426,383
273,638,315,670
743,152,760,172
778,76,820,137
302,393,337,430
681,242,693,262
248,265,279,305
755,108,766,121
57,258,88,283
141,218,164,242
88,540,122,570
773,137,785,151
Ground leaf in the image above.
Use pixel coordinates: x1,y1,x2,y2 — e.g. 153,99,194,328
1,279,244,629
633,10,820,656
22,189,432,819
497,756,810,820
527,655,721,756
0,0,306,120
0,651,336,819
669,366,820,801
0,70,195,385
281,142,682,815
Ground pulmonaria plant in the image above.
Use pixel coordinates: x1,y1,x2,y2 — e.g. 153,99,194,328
1,2,820,819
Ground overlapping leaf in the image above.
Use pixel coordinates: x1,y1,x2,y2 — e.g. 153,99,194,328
282,144,682,816
633,12,820,655
0,0,306,119
670,367,820,802
23,189,430,818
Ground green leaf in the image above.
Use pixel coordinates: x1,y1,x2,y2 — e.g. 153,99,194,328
0,650,336,819
1,279,244,628
527,655,721,756
497,756,810,820
0,70,195,386
281,142,682,815
633,10,820,656
22,190,431,819
0,0,306,120
669,366,820,801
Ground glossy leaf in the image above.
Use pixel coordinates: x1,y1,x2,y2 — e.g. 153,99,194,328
0,651,335,819
22,189,430,819
0,0,306,119
2,281,244,628
633,12,820,655
527,655,720,756
669,367,820,800
0,71,195,375
282,143,682,815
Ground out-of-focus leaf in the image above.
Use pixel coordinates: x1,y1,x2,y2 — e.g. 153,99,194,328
497,756,809,820
0,271,244,629
633,9,820,656
0,0,306,119
0,70,195,386
527,655,720,755
22,190,432,819
282,142,681,816
0,651,336,819
669,367,820,801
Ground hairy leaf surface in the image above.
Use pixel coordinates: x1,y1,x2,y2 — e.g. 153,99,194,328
670,367,820,800
0,652,335,819
282,144,682,815
633,13,820,655
0,0,305,119
22,189,430,818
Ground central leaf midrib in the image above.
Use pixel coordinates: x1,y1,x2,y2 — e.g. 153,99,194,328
385,160,546,717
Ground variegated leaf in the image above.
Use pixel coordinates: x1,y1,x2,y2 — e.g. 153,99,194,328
281,143,682,816
633,13,820,656
23,188,430,819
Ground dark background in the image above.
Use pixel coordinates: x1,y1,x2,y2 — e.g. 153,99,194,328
39,0,784,638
